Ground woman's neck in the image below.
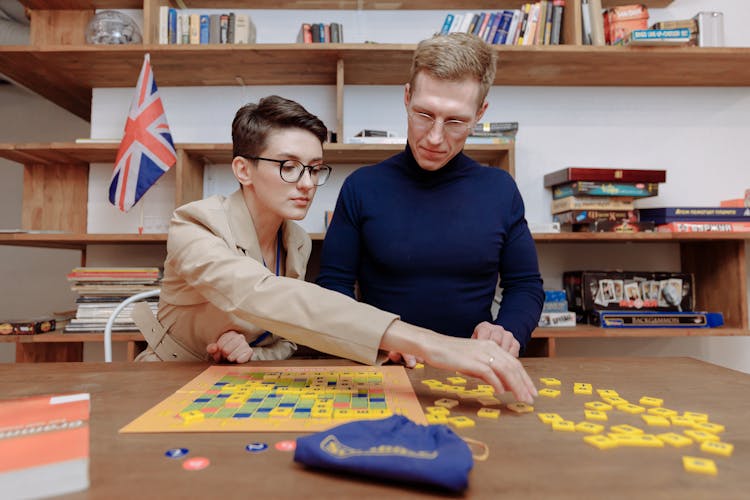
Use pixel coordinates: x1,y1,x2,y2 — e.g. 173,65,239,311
243,189,283,261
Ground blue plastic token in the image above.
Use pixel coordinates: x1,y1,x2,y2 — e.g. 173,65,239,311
165,448,189,458
245,442,269,453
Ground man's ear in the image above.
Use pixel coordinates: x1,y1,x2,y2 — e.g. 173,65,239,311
475,100,489,123
232,156,253,187
404,83,411,107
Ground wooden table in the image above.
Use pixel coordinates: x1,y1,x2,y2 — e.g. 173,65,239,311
1,358,747,499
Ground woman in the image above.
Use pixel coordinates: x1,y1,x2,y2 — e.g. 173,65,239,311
140,95,536,404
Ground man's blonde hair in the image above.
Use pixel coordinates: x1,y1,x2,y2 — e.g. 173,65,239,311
408,32,497,109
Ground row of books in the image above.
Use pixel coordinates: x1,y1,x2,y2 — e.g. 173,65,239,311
438,1,565,46
158,8,255,44
296,23,344,44
64,267,160,333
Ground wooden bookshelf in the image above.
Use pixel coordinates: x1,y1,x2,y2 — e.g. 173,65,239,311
18,1,674,10
2,44,748,121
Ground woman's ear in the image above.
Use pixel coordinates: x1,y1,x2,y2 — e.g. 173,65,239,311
232,156,253,187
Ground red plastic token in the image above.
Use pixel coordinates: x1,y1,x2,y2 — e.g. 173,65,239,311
275,440,296,452
182,456,210,471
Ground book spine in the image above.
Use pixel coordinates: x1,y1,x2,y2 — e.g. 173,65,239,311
440,13,454,34
199,15,209,44
639,207,750,222
168,8,177,44
189,13,200,44
227,12,236,44
158,6,168,44
551,196,635,214
492,11,513,45
550,0,565,44
589,0,605,45
552,181,659,199
553,209,636,224
656,221,750,232
543,168,667,187
209,14,221,44
219,14,229,43
505,9,522,45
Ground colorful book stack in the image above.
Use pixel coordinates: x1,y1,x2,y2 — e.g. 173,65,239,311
544,167,666,232
644,206,750,233
538,290,575,327
437,1,566,46
467,121,517,145
64,267,160,333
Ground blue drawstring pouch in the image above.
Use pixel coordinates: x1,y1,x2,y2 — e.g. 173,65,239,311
293,415,473,492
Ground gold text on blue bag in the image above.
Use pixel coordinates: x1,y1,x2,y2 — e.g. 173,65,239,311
320,435,438,460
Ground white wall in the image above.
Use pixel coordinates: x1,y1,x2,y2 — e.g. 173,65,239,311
2,0,749,368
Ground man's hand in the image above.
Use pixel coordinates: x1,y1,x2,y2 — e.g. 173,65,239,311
206,330,253,363
471,322,520,358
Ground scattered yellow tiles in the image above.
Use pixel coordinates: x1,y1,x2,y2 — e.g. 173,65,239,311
434,398,459,409
683,411,709,423
447,376,467,385
657,432,693,448
426,413,449,424
684,429,720,443
616,403,646,415
700,440,734,457
584,410,608,422
583,435,618,450
540,377,561,387
639,396,663,407
448,416,475,428
573,383,593,395
506,402,534,413
682,456,717,476
425,406,451,416
610,424,644,435
538,388,561,398
641,414,671,427
537,413,563,425
693,422,725,434
647,407,678,418
575,421,604,434
477,408,501,419
585,401,612,411
552,420,576,432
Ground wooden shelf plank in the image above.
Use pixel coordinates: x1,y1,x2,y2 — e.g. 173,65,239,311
0,233,166,249
533,232,750,242
0,332,144,343
534,326,750,339
1,44,747,120
18,1,674,10
2,230,749,249
0,142,511,168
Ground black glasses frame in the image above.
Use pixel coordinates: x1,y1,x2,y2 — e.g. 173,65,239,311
243,156,333,186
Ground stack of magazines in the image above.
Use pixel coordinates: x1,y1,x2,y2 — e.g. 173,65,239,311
64,267,160,333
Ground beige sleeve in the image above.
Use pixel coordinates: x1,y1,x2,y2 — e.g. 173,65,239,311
166,208,398,365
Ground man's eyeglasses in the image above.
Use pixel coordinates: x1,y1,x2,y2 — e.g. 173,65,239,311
243,156,333,186
407,109,473,137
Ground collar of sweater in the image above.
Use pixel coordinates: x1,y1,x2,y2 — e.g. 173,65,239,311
399,143,474,185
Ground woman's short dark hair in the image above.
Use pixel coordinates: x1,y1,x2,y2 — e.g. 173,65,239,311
232,95,327,158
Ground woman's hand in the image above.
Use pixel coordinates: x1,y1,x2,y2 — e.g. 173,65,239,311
471,321,521,358
206,330,253,363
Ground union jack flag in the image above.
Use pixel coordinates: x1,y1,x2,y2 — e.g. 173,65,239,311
109,54,176,212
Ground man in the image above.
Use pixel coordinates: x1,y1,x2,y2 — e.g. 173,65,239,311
318,33,544,358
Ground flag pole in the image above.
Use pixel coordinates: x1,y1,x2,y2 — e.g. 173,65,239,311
138,202,144,235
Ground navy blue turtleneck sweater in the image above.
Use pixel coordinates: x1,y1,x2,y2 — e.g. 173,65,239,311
317,146,544,350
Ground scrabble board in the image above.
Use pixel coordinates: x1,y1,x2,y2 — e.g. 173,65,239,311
120,365,425,433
